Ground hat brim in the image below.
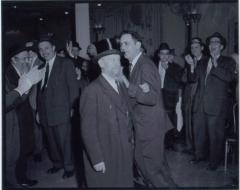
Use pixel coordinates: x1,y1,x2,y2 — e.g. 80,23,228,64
95,49,121,61
10,47,29,58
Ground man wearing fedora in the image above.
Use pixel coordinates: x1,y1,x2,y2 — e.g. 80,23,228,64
36,34,78,178
5,44,41,187
119,31,176,187
183,37,209,155
187,32,236,170
80,38,134,187
156,42,184,150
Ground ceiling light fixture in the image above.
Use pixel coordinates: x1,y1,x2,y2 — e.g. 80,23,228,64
64,11,69,15
97,3,102,7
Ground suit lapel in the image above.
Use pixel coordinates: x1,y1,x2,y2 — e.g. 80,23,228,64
98,76,127,114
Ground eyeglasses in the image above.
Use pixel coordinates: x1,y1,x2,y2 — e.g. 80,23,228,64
209,40,221,44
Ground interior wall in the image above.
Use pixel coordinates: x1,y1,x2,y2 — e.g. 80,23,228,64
89,2,238,65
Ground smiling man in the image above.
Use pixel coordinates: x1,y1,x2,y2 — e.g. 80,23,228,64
188,32,237,170
37,34,78,178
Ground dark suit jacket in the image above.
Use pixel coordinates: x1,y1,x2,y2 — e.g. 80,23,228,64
80,75,133,187
37,56,79,126
128,54,173,140
156,61,183,110
191,55,236,116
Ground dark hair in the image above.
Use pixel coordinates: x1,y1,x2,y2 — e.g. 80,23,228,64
120,30,146,53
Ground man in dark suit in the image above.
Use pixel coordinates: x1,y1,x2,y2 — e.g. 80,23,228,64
183,37,208,155
37,35,78,178
187,32,236,170
5,63,43,187
156,43,184,149
119,31,176,187
5,44,39,187
80,39,133,187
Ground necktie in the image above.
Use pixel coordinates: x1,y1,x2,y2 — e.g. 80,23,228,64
42,62,49,91
115,81,122,95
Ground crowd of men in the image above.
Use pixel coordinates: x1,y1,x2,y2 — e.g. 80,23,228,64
4,30,238,188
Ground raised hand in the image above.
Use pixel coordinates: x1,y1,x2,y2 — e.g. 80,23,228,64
66,41,74,58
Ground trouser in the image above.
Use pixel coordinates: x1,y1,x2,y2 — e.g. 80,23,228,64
183,99,194,150
193,109,226,166
33,113,44,155
135,135,176,187
43,122,73,171
15,122,35,181
5,114,20,186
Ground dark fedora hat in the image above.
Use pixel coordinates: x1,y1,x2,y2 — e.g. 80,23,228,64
190,37,204,46
206,32,226,50
94,38,121,61
38,33,55,45
72,41,82,50
158,43,171,51
9,43,29,58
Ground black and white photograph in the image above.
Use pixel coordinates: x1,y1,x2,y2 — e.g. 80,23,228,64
2,0,238,189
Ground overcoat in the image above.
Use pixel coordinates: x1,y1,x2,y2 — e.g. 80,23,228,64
80,76,134,187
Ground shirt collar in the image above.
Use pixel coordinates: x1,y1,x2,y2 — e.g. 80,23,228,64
102,73,116,85
159,61,169,70
47,54,56,66
196,54,202,61
131,52,142,68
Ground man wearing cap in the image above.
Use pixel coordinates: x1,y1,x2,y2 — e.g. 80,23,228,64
183,37,209,155
156,43,184,150
188,32,236,170
5,44,42,187
80,38,133,187
119,31,176,187
37,35,78,178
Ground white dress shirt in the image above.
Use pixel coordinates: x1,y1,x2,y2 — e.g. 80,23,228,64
158,61,168,89
102,73,119,94
130,52,142,73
